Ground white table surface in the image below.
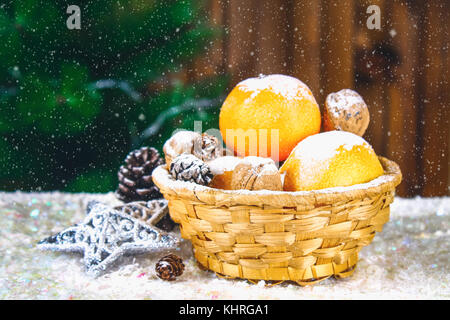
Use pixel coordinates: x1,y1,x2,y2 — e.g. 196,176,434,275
0,191,448,300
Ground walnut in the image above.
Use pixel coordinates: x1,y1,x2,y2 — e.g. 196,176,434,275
192,133,223,162
324,89,370,137
163,130,201,168
230,156,282,191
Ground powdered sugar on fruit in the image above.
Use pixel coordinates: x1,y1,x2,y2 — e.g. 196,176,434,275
237,74,315,101
285,130,372,171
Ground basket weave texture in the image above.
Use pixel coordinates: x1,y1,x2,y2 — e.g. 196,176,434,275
152,157,402,286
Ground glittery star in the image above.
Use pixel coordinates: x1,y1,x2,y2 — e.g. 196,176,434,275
37,201,179,277
115,199,168,224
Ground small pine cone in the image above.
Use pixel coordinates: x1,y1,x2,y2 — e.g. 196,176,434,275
155,254,185,281
169,154,213,185
116,147,164,202
193,133,223,162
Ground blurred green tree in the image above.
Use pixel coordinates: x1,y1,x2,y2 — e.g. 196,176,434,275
0,0,227,192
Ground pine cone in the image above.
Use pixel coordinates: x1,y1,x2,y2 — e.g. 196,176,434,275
169,154,213,185
116,147,164,202
155,254,185,281
193,133,223,162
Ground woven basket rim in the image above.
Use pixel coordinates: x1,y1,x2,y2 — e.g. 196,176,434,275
152,156,402,208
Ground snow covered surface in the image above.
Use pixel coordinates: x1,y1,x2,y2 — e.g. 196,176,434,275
0,191,448,300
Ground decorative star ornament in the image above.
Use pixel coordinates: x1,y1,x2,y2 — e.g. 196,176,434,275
114,199,169,227
37,201,180,277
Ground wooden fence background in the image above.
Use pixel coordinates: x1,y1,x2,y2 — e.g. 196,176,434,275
185,0,449,198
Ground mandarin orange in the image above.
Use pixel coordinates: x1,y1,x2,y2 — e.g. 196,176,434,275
219,74,321,162
280,130,384,191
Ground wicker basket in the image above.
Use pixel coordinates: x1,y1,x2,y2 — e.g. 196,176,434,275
152,156,402,286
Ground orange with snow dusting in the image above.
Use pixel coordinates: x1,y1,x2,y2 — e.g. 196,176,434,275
280,131,384,191
219,74,321,162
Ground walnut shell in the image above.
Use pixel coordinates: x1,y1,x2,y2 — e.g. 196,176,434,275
192,133,223,162
324,89,370,137
231,156,282,191
163,130,201,168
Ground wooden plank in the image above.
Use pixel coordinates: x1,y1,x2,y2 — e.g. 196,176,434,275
446,1,450,196
189,0,227,82
353,0,388,156
210,0,228,75
289,0,321,98
320,0,355,101
385,1,421,197
225,0,259,85
254,0,289,76
420,1,449,196
357,85,389,156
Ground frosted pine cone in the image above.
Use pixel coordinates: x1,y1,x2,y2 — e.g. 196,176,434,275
155,254,185,281
193,133,223,162
116,147,164,202
169,154,213,185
